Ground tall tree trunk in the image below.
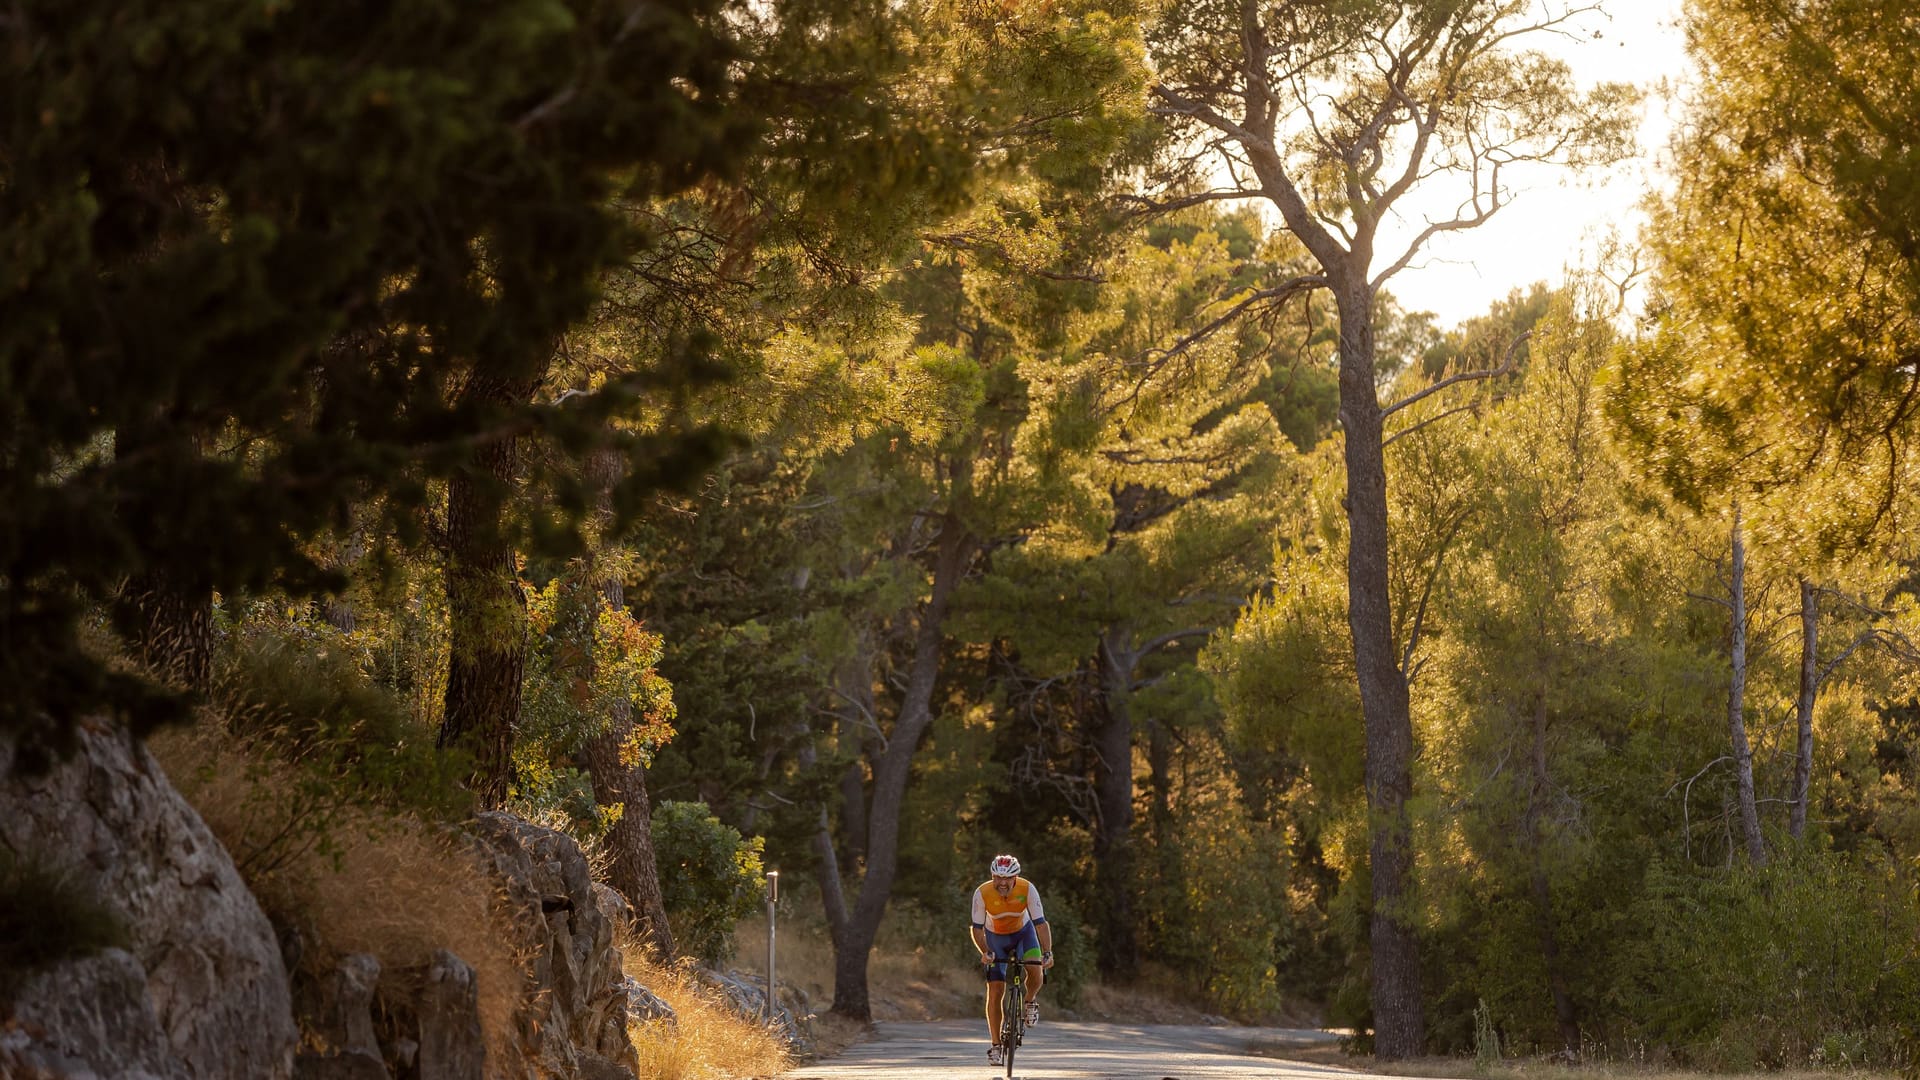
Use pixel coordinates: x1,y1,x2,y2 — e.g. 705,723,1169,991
438,370,541,809
1525,692,1579,1053
1791,577,1817,841
830,514,973,1021
800,734,853,953
562,446,676,955
1727,504,1766,866
814,639,877,959
1090,633,1139,980
1146,717,1173,839
1332,274,1425,1057
834,651,877,868
585,572,676,958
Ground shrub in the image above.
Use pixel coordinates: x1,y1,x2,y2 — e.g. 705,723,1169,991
217,629,468,822
1140,764,1289,1018
652,801,766,964
1632,847,1920,1068
1036,891,1091,1008
514,576,675,824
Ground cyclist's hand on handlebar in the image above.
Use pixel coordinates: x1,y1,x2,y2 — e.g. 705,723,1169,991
980,952,994,966
1042,951,1055,970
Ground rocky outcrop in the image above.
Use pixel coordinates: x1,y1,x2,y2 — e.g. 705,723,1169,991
0,949,178,1080
282,813,660,1080
291,952,386,1080
0,720,297,1080
467,813,641,1080
700,969,815,1054
0,720,671,1080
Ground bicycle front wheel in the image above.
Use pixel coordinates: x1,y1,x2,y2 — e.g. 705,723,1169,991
1002,983,1024,1078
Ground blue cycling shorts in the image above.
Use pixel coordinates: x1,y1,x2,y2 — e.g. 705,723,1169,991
981,923,1042,983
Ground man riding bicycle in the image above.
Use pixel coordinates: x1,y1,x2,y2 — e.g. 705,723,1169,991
970,854,1054,1067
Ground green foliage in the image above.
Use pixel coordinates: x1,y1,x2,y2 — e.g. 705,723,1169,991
1611,0,1920,557
1139,755,1291,1017
1036,892,1092,1009
514,571,676,822
652,800,767,965
0,849,129,997
1629,849,1920,1069
217,625,469,823
2,0,750,767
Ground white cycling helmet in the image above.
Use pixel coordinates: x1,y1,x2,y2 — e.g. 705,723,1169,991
989,854,1020,878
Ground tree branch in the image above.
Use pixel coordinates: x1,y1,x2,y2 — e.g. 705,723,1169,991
1382,330,1529,417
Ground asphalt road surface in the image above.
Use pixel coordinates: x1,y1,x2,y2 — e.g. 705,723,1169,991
785,1019,1369,1080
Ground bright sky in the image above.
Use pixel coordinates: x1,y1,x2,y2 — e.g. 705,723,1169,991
1375,0,1693,326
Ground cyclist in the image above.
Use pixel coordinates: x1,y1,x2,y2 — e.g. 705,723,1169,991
969,854,1054,1067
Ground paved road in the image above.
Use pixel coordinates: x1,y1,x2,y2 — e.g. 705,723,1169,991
785,1019,1371,1080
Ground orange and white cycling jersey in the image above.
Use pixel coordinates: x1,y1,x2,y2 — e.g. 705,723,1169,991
971,876,1045,934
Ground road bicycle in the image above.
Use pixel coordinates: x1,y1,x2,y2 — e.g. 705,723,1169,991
990,951,1029,1079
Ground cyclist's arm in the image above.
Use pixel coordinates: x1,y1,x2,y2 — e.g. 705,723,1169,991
971,888,990,960
1036,920,1054,965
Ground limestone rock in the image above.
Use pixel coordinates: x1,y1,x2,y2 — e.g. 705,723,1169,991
611,975,676,1027
417,951,485,1080
0,721,297,1080
1,949,180,1080
466,813,640,1080
700,968,815,1054
293,953,389,1080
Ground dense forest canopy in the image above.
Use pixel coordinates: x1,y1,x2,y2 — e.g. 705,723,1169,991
6,0,1920,1063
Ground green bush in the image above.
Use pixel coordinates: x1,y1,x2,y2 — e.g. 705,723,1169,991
652,801,766,964
0,849,128,997
218,630,468,820
194,628,470,881
1140,772,1289,1018
1036,891,1091,1008
1632,847,1920,1068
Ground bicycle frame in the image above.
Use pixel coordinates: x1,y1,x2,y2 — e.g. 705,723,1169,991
994,952,1028,1078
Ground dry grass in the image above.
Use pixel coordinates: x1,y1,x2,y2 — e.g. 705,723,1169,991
621,942,791,1080
150,723,524,1066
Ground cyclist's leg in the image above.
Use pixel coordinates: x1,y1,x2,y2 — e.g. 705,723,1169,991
983,930,1012,1049
1014,924,1045,1006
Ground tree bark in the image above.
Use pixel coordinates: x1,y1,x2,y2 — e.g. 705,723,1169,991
814,634,877,966
829,513,973,1021
1090,632,1139,980
1146,717,1173,839
1727,504,1766,866
1791,577,1817,841
584,572,677,958
801,733,853,953
438,370,542,809
834,651,877,868
1329,273,1426,1058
